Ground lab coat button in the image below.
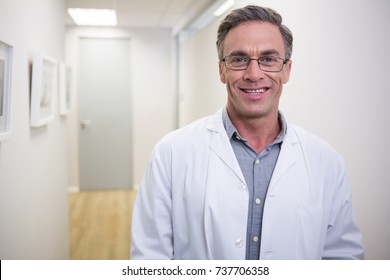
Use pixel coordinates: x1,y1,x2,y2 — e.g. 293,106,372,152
235,238,244,248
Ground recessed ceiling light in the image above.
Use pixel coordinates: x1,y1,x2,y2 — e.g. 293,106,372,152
67,8,117,26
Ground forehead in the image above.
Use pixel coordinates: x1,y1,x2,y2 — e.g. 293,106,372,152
223,21,285,57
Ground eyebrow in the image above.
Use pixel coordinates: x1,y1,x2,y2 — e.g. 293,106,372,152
228,49,281,57
261,49,281,56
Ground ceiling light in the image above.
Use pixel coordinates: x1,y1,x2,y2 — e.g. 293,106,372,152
213,0,235,17
67,8,117,26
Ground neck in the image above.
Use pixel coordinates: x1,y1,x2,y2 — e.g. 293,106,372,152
227,109,280,154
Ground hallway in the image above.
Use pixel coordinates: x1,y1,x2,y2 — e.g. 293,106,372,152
68,190,137,260
1,0,389,261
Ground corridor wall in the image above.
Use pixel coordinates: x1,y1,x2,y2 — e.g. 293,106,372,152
0,0,69,259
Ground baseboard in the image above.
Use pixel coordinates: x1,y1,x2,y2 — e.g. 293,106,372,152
68,185,80,193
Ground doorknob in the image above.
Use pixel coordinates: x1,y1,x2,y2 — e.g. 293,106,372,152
80,120,92,129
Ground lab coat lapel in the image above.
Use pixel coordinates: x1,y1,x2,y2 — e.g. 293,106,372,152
204,110,248,259
268,124,299,192
206,110,245,183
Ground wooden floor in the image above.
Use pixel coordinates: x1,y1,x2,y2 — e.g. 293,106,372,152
68,190,137,260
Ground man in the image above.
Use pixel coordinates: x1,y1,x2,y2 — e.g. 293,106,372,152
131,5,364,259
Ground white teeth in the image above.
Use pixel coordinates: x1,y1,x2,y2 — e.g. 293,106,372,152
244,88,266,95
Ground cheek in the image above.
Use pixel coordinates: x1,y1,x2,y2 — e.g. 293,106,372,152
268,72,288,86
221,70,242,87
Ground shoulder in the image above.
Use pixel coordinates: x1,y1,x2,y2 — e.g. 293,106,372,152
153,112,222,156
288,123,345,166
286,123,351,200
161,116,212,143
289,124,338,152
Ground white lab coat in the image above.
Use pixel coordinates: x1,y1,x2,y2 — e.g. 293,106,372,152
131,108,364,259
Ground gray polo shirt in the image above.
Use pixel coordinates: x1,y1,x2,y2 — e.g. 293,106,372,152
222,108,287,260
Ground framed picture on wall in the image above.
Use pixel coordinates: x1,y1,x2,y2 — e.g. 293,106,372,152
30,53,57,127
0,40,13,141
58,63,72,116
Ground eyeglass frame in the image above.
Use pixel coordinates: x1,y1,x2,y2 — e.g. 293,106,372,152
221,55,289,73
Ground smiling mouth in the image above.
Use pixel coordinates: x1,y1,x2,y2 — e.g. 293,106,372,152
241,88,268,95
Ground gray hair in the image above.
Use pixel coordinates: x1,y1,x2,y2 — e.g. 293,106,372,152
216,5,293,61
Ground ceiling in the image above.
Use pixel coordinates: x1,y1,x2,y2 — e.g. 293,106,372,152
65,0,216,29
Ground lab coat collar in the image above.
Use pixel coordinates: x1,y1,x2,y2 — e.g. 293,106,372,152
206,107,300,190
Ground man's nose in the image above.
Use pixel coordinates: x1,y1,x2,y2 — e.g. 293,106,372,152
243,60,266,81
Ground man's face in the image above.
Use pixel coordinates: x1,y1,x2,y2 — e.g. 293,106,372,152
219,21,292,121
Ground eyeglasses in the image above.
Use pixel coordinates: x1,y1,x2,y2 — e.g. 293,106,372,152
222,55,289,72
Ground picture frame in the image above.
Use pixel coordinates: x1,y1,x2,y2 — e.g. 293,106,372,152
0,40,13,141
30,53,57,127
58,63,72,116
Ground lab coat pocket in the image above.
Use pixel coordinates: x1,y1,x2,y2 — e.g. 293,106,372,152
296,204,323,259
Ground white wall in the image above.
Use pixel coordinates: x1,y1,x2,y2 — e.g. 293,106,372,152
179,22,226,126
178,0,390,259
0,0,69,259
65,27,176,189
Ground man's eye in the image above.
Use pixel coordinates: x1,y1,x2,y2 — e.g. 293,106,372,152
260,56,277,63
231,56,248,63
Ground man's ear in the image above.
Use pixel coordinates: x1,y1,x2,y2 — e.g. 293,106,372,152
219,63,226,84
282,59,292,84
